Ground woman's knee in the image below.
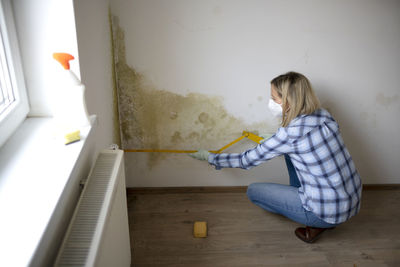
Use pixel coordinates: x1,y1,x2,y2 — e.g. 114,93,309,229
246,183,267,202
247,183,277,213
246,182,279,204
246,183,258,201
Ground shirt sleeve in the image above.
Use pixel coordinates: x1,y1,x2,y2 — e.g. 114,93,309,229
208,127,293,170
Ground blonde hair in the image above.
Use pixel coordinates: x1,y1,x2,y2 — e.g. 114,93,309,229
271,71,320,127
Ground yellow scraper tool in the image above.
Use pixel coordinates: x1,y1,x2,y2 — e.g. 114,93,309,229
242,131,264,144
124,131,264,154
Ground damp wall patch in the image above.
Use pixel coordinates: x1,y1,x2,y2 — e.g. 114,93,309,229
111,16,274,167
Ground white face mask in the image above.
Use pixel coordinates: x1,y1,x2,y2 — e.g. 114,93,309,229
268,99,282,117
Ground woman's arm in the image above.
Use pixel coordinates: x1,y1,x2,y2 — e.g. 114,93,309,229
208,127,293,170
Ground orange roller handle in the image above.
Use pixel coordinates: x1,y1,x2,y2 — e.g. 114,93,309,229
53,53,74,70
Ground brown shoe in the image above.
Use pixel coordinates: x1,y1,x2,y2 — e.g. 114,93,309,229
295,226,335,243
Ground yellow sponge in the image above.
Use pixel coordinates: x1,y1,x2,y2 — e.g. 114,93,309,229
193,221,207,238
64,130,81,145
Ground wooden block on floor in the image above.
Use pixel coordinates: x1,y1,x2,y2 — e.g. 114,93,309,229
193,221,207,238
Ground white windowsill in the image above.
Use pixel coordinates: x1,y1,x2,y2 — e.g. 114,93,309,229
0,115,97,267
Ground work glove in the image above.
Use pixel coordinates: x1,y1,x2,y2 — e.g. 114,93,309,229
259,133,273,143
189,149,210,161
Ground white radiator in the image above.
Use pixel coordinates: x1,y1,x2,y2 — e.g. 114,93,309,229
54,149,131,267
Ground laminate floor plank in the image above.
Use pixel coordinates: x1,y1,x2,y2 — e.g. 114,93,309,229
128,190,400,266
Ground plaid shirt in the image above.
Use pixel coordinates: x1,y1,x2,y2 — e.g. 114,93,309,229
208,109,362,224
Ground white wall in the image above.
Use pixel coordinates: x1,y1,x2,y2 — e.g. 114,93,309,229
13,0,80,117
73,0,115,154
111,0,400,186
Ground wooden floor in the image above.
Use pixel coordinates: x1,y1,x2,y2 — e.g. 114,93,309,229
127,189,400,266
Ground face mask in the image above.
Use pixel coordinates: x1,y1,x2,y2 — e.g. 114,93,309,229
268,99,282,117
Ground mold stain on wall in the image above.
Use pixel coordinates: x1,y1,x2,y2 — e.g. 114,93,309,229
375,93,400,108
111,16,272,168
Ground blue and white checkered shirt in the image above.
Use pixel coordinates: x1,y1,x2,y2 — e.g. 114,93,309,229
208,109,362,224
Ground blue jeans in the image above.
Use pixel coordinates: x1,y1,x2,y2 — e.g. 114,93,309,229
246,154,338,228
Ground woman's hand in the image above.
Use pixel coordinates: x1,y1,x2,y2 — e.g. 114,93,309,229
189,149,210,161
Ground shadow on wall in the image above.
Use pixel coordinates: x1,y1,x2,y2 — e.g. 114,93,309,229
110,16,274,168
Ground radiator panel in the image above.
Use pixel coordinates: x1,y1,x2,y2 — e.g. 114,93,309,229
55,149,131,267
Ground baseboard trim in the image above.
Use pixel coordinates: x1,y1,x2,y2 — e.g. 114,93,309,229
362,184,400,190
127,186,248,194
126,184,400,194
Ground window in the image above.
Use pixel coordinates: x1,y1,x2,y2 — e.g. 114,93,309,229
0,0,29,148
0,27,16,114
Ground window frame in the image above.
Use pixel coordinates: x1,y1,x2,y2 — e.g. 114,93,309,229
0,0,29,148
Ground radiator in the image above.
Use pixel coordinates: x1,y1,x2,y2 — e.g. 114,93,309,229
54,149,131,267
